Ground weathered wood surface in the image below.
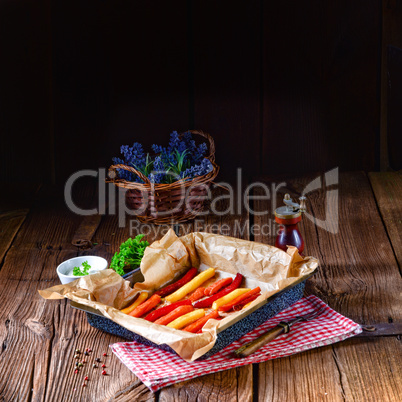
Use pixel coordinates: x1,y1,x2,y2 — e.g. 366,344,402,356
0,185,153,402
0,183,40,266
0,172,401,401
254,171,402,402
369,171,402,269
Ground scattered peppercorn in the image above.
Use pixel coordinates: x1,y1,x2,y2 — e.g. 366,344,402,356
75,362,79,367
95,358,101,363
88,348,92,353
101,364,106,368
102,370,106,375
74,354,79,359
74,369,78,374
103,353,107,356
82,383,86,387
84,351,89,356
84,376,89,381
82,360,86,364
92,364,97,369
75,349,80,354
78,363,83,367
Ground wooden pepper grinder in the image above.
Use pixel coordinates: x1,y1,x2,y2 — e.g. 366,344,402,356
274,194,306,254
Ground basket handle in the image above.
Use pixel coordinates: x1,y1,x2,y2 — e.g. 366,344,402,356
184,130,216,163
108,164,151,184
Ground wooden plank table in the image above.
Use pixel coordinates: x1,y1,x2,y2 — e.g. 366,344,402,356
0,172,401,401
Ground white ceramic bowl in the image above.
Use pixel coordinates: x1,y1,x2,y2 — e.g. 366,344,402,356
56,256,108,285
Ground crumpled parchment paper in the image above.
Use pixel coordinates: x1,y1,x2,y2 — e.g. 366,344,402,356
39,229,318,361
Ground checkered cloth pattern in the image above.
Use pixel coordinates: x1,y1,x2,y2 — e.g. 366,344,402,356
111,295,361,392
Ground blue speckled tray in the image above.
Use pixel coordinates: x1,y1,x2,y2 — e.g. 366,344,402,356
72,269,311,360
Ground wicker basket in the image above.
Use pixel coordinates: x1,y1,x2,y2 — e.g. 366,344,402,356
107,130,219,224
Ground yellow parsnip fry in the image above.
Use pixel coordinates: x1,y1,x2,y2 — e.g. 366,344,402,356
165,268,215,302
121,292,148,314
212,288,251,310
167,309,205,329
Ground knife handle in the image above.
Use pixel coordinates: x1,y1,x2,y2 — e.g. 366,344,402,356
234,322,290,358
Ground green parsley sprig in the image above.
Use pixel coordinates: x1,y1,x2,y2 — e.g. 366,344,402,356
73,261,91,276
110,234,149,276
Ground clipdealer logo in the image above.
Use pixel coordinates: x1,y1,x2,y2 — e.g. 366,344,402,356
302,167,339,234
64,167,339,235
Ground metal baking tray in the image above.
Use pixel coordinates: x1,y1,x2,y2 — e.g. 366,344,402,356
71,268,315,360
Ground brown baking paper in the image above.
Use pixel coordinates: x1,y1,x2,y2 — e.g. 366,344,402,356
39,229,318,361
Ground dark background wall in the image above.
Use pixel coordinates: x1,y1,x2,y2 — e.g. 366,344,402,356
1,0,392,184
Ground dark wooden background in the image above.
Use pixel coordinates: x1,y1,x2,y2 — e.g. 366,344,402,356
1,0,399,184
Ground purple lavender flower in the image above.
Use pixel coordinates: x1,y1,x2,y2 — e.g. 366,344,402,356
112,157,136,181
151,156,166,183
167,131,180,154
180,158,213,180
112,131,212,183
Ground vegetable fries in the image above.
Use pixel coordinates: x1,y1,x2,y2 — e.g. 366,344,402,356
183,310,220,333
165,268,215,302
129,294,161,318
154,305,194,326
167,309,205,329
155,267,198,297
212,288,251,310
218,287,261,312
121,292,148,314
193,273,243,308
120,265,261,333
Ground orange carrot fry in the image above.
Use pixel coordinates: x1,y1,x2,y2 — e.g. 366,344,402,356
239,293,261,310
154,305,194,326
204,277,233,296
129,294,161,318
183,310,220,333
218,287,261,312
188,287,206,302
120,292,148,314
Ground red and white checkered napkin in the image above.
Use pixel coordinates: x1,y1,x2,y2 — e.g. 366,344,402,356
111,295,361,392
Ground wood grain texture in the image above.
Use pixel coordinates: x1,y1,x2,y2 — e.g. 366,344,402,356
257,346,345,401
191,0,261,181
1,173,401,400
0,210,29,267
0,0,53,183
386,45,402,170
52,0,190,182
2,2,384,183
332,337,402,402
262,1,380,174
158,186,253,401
0,183,156,402
0,184,41,266
159,366,252,402
254,171,402,401
381,0,402,170
369,172,402,270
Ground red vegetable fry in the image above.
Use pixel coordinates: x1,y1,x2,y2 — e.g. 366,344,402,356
193,273,244,308
204,277,233,296
154,305,194,326
155,267,198,297
129,294,161,318
183,310,220,333
234,293,261,310
188,287,206,302
144,299,192,322
218,287,261,312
